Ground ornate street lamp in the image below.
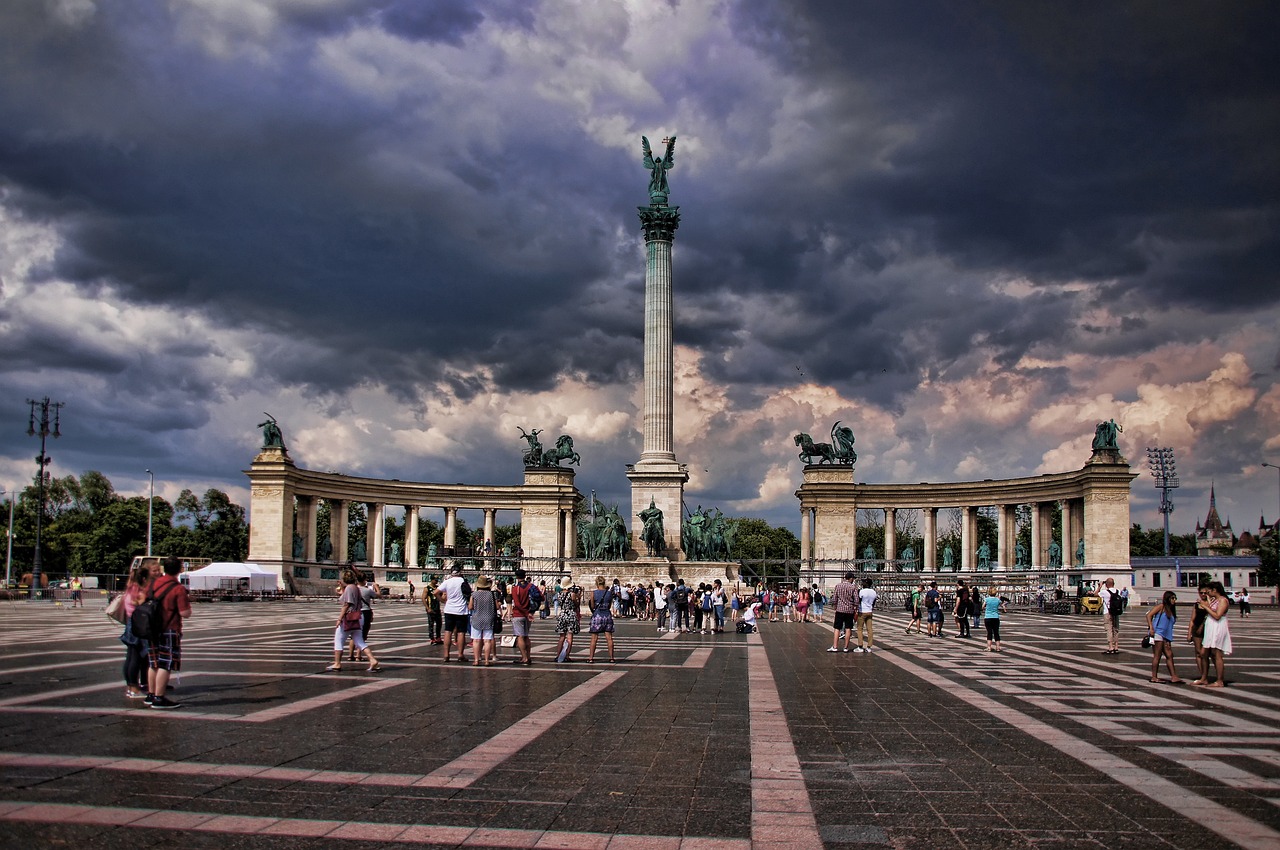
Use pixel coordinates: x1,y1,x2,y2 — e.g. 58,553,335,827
26,397,64,599
1146,447,1179,557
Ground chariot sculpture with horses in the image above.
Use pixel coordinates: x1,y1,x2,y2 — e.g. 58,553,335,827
539,434,580,467
793,421,857,465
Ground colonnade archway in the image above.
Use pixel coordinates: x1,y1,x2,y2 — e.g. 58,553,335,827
795,454,1136,581
245,448,579,587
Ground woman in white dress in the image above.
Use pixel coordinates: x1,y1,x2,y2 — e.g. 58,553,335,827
1196,581,1232,688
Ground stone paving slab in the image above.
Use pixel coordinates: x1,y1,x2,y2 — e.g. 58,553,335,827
0,599,1277,847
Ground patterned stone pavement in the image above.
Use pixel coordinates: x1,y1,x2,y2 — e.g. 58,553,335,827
0,594,1277,848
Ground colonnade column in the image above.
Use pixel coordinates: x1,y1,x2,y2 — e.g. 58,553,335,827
331,500,349,563
800,508,811,565
483,509,497,553
998,504,1015,570
960,506,973,570
562,509,575,561
1030,502,1043,569
923,508,937,570
444,507,457,553
406,507,420,568
369,504,385,567
884,507,896,562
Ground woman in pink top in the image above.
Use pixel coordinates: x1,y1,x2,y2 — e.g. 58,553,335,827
121,564,152,699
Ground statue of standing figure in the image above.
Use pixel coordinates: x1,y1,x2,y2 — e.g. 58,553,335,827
1048,540,1062,568
642,135,676,205
1075,538,1085,567
353,539,366,562
901,545,916,569
1091,418,1122,452
426,542,438,566
318,536,333,561
942,546,954,570
1015,541,1028,567
977,541,992,569
863,544,876,561
389,541,401,565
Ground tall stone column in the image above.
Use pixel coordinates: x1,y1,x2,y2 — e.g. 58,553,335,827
444,507,457,552
960,506,973,570
628,201,689,558
883,507,896,561
370,503,385,567
800,508,811,565
297,495,317,561
483,509,497,552
997,504,1014,570
331,500,348,563
1030,502,1043,569
406,506,419,568
923,508,937,570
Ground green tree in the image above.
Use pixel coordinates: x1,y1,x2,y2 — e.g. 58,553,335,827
1258,533,1278,586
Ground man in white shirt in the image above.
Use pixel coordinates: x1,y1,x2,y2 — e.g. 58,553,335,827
854,578,878,652
437,565,472,663
1098,578,1122,655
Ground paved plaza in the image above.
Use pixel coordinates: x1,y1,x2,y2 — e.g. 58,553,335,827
1,597,1278,849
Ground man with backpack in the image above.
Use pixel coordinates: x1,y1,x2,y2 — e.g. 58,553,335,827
671,578,691,633
924,581,942,638
141,556,192,709
1098,577,1124,655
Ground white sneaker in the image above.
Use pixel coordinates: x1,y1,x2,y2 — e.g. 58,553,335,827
826,647,839,653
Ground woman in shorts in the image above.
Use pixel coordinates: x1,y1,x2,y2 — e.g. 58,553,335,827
329,570,380,672
795,585,811,623
983,587,1006,652
1145,590,1183,683
587,576,617,663
1187,585,1210,683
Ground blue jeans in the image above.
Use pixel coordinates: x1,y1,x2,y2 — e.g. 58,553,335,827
713,605,725,629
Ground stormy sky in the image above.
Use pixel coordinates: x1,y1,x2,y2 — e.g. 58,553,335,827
1,0,1277,540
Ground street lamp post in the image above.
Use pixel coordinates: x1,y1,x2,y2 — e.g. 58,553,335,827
1146,447,1179,557
146,470,154,557
26,397,64,599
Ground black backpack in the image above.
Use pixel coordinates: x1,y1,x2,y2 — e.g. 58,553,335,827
130,581,178,643
527,583,544,608
904,595,914,612
674,586,689,605
1110,591,1126,616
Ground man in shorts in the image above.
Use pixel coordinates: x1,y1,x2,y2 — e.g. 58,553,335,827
508,568,535,665
147,556,192,709
828,571,858,653
925,581,942,638
437,565,472,663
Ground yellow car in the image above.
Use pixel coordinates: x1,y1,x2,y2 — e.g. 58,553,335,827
1080,595,1103,614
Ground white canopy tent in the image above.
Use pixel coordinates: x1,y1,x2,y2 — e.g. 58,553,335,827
182,562,279,592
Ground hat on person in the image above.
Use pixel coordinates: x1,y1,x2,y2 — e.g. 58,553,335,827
475,575,493,589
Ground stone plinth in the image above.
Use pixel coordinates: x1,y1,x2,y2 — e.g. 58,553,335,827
627,461,688,559
521,467,577,559
565,559,739,590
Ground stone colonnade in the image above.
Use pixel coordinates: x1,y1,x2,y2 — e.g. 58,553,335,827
245,448,579,578
795,456,1136,574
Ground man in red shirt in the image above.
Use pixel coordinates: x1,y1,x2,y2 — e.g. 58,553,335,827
147,556,193,709
508,568,535,665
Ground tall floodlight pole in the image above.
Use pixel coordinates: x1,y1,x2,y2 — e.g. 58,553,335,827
1146,447,1179,556
1263,462,1280,533
26,397,64,599
2,487,12,588
146,469,155,556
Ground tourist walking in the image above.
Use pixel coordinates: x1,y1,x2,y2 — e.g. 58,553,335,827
654,581,668,631
146,557,194,709
924,581,942,638
854,577,877,652
468,576,499,666
1145,591,1183,684
554,581,582,662
424,577,442,644
329,569,381,673
70,576,84,608
905,583,924,634
953,579,972,639
812,584,825,623
711,580,727,633
796,585,812,623
828,571,857,653
983,587,1005,652
438,565,472,663
354,575,378,659
1098,578,1123,655
587,576,618,663
1195,581,1233,687
120,563,152,699
1237,589,1251,618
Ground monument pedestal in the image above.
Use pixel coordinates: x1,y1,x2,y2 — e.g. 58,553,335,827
627,460,688,560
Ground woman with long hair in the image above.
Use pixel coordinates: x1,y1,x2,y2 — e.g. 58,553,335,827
120,564,152,699
983,586,1006,652
1194,581,1232,687
554,581,582,663
1145,590,1183,684
1186,585,1210,683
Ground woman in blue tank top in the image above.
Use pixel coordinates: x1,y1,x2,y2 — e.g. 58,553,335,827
983,588,1006,652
